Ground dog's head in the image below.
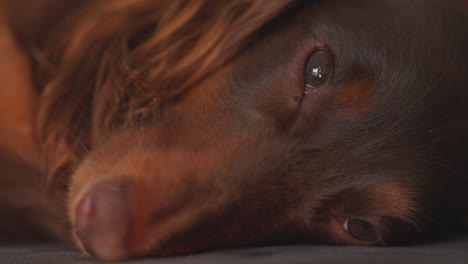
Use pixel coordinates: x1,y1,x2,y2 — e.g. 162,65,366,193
36,0,467,260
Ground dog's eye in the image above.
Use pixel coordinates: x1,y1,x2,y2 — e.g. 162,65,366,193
304,50,332,92
343,218,378,241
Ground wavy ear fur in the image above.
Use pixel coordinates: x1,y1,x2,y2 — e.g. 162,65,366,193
35,0,299,186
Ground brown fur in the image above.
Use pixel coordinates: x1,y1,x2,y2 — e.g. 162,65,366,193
0,0,467,261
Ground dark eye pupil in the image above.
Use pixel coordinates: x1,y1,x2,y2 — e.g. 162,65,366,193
346,218,378,241
305,50,331,92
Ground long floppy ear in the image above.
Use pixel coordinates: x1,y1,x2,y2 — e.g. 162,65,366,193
0,10,64,243
36,0,299,186
0,9,39,166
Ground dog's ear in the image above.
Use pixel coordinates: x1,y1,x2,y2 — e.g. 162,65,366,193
0,10,38,166
0,0,81,43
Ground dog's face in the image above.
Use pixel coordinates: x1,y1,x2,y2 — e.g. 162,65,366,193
64,0,467,260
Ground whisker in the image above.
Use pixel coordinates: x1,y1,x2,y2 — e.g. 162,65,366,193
65,128,90,154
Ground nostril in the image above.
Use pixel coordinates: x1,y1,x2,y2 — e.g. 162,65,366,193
74,179,131,261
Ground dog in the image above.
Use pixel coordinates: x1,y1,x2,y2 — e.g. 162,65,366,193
0,0,467,261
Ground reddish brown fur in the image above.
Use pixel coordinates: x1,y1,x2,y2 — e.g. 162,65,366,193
0,0,467,261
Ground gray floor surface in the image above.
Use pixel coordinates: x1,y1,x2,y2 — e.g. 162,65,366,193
1,236,467,264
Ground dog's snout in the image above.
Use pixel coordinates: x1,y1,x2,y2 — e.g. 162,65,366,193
74,179,131,261
67,130,290,259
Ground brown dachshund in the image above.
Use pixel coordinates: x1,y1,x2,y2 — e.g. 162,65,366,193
0,0,467,261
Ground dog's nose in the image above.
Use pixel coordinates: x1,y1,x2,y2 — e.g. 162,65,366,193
74,179,131,261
